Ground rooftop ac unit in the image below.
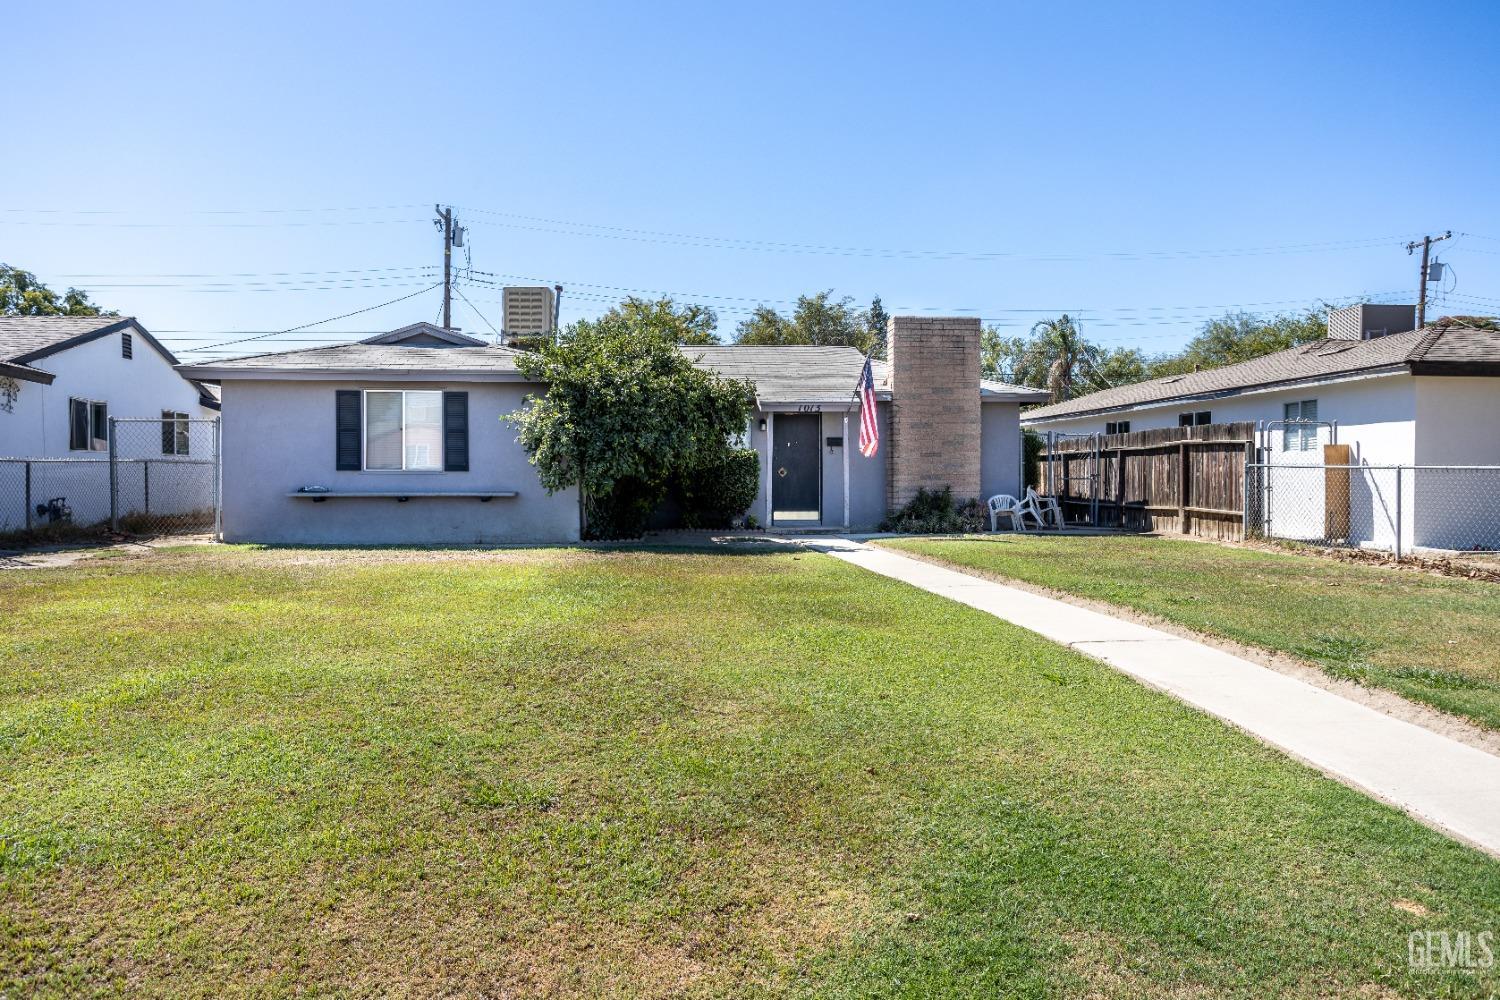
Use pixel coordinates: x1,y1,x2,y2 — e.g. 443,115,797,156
502,286,556,340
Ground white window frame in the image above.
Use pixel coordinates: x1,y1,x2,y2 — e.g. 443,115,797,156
70,396,108,452
1282,399,1319,451
361,389,444,472
162,410,191,456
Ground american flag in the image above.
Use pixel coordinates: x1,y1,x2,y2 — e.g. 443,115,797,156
857,356,880,457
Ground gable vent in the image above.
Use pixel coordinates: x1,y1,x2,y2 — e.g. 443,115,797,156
122,331,133,359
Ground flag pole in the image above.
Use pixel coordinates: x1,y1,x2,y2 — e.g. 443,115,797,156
843,354,868,531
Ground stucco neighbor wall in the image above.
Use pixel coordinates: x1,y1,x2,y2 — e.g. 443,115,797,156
1412,376,1500,549
219,379,579,545
0,328,212,458
980,402,1024,501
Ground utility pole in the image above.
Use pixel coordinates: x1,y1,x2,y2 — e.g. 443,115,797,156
1405,230,1452,329
434,204,463,329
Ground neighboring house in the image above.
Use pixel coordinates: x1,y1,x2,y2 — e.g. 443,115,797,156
178,317,1046,545
1022,306,1500,468
1022,306,1500,553
0,316,219,458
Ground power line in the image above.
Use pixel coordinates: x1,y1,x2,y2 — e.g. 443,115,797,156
182,283,442,353
452,283,500,340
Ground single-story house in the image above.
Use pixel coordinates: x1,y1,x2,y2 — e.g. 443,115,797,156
178,317,1047,545
1022,305,1500,552
0,315,219,458
1022,306,1500,467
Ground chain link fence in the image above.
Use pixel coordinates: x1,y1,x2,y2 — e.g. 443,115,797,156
1246,463,1500,558
1,417,219,543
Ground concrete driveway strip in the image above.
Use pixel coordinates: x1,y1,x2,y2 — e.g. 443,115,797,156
815,538,1500,859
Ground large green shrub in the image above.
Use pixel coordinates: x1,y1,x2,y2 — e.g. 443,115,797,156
879,486,986,534
678,448,760,528
508,312,755,540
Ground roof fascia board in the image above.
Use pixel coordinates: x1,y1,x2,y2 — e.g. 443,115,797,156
177,367,534,383
0,360,55,385
1021,366,1410,424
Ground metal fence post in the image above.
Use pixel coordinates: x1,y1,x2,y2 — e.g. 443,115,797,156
213,418,223,542
143,460,151,517
108,418,119,532
23,461,32,532
1394,466,1403,560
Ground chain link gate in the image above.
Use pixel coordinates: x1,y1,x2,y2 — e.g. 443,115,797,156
107,417,221,537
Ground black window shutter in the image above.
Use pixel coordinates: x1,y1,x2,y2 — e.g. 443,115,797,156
336,390,362,470
161,411,175,455
443,391,469,472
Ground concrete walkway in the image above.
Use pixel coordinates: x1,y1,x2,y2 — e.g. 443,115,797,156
813,537,1500,858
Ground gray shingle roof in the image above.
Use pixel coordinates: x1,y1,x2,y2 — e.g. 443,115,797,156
0,315,135,364
179,343,528,379
182,336,1051,406
1022,324,1500,421
681,344,1047,404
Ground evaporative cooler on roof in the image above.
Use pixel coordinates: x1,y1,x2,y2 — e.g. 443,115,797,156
502,286,556,343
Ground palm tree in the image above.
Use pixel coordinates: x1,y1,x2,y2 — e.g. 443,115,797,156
1032,314,1092,403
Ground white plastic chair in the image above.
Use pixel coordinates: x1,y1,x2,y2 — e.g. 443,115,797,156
1025,487,1063,529
988,494,1040,532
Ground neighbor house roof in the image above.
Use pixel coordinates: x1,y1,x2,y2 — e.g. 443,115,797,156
681,344,1048,405
0,315,219,404
0,315,149,383
1022,322,1500,422
178,343,529,381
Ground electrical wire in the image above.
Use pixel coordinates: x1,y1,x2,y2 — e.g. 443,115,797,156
181,283,442,353
452,284,500,340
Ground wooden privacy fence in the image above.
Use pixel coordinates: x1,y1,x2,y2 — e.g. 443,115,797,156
1039,422,1255,540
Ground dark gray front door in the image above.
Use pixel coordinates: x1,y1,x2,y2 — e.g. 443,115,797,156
772,414,820,518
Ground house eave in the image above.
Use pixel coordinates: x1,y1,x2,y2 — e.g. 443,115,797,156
0,360,55,385
177,366,535,384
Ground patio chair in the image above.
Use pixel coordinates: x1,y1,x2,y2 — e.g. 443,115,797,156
1025,487,1063,529
988,494,1042,532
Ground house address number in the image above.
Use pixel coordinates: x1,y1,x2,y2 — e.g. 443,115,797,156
796,404,822,413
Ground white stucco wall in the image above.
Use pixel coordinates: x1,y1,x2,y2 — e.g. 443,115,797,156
0,328,213,458
1412,377,1500,550
219,379,579,545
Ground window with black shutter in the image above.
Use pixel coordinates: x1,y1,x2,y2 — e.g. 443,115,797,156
443,392,469,472
336,390,362,470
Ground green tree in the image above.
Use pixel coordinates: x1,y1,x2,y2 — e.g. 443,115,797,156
1,265,111,316
605,296,719,345
1165,309,1326,372
866,295,890,358
509,310,755,538
734,290,880,356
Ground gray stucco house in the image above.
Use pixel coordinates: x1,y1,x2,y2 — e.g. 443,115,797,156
179,316,1045,544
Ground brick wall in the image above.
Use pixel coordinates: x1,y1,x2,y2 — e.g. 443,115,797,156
887,316,981,509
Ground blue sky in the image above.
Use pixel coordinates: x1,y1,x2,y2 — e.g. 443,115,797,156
4,0,1498,361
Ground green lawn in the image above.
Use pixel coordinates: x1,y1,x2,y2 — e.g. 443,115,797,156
2,545,1498,998
881,534,1500,732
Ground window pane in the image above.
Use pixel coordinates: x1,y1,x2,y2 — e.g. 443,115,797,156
70,400,88,450
403,391,443,471
91,402,108,450
366,391,404,470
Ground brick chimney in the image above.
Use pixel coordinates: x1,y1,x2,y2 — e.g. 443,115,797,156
886,316,981,509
